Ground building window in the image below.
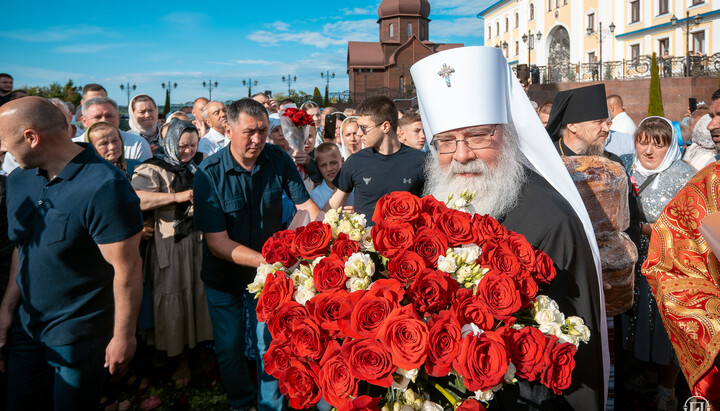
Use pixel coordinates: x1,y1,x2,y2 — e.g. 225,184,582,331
548,0,551,11
658,0,668,15
588,52,596,63
488,26,492,39
399,75,405,91
692,31,705,53
496,22,500,36
692,0,704,4
630,44,640,60
563,0,567,5
587,13,595,32
630,1,640,23
515,12,519,28
505,17,509,32
407,23,412,36
389,23,394,37
658,38,669,55
555,0,560,8
515,41,519,56
529,3,535,20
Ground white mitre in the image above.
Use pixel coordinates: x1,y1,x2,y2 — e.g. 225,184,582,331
411,46,608,406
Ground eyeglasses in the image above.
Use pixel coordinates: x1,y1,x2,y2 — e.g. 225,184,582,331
432,125,498,154
357,122,384,134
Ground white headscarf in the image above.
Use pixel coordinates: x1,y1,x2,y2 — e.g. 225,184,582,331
128,94,160,137
339,116,362,159
412,46,608,403
632,116,682,177
691,114,714,150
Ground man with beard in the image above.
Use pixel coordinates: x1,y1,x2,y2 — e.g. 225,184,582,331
412,46,607,411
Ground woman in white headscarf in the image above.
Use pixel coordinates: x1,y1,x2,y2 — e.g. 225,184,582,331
339,116,362,159
682,114,716,170
619,116,696,408
129,94,161,151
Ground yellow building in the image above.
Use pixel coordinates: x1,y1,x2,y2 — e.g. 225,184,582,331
478,0,719,81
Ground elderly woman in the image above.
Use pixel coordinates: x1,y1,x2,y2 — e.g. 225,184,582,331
683,114,716,170
131,119,213,386
620,116,696,410
267,117,290,152
83,121,139,178
339,116,361,159
129,94,161,151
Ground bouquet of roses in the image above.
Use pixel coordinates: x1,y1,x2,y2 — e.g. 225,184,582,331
280,107,315,153
248,191,590,410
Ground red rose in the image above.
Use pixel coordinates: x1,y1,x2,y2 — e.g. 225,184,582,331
319,341,358,409
411,228,449,268
472,214,508,247
532,249,557,284
268,301,308,341
377,305,429,370
283,108,314,127
372,191,422,225
541,338,577,394
341,338,395,387
481,241,523,277
451,288,495,330
294,221,333,260
312,254,347,293
408,268,458,315
262,230,298,268
425,310,463,377
331,232,360,259
290,317,327,360
504,232,537,271
457,399,487,411
368,279,406,303
452,330,509,392
476,270,522,321
420,195,448,215
338,396,381,411
499,326,548,381
514,271,539,306
434,208,478,247
339,289,398,339
306,290,348,337
279,360,322,409
387,250,426,284
371,220,416,258
263,339,294,378
413,212,436,231
256,271,295,323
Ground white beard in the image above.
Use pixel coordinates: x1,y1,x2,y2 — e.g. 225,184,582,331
424,130,527,219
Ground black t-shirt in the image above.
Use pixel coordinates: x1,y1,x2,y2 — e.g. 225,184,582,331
333,145,426,221
0,95,11,107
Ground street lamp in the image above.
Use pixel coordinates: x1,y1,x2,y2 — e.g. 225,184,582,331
161,81,177,105
321,71,335,104
586,21,615,81
242,79,258,97
671,11,703,76
281,75,297,96
502,41,508,57
119,83,136,108
202,80,218,100
521,30,543,67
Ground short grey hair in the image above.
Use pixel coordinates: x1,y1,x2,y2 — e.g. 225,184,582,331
48,98,71,116
202,100,226,120
82,96,118,116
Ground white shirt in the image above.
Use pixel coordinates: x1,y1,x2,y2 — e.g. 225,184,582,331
198,128,227,155
610,112,637,137
605,130,635,157
71,130,152,162
310,180,354,208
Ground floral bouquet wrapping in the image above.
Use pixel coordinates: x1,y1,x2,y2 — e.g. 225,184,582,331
280,107,315,153
248,191,591,410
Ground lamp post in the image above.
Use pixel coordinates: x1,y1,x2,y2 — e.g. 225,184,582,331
161,81,177,104
119,83,136,108
586,21,615,81
521,30,543,67
242,79,258,97
281,75,297,96
321,71,334,105
671,12,703,77
202,80,218,100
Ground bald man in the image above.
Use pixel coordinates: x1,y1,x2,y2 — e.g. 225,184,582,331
607,94,637,136
0,97,144,409
191,97,209,136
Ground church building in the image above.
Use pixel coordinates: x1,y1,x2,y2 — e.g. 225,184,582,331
347,0,464,101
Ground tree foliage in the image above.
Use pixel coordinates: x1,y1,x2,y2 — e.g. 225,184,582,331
647,53,664,117
312,87,323,106
24,79,82,107
163,89,171,115
324,85,330,107
273,90,313,106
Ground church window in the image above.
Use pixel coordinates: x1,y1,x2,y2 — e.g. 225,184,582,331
389,23,394,37
496,21,500,35
515,12,519,28
407,23,412,36
488,26,492,39
630,1,640,23
505,17,509,32
529,3,535,20
658,0,668,15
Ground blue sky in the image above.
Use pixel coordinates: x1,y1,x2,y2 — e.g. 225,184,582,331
0,0,492,106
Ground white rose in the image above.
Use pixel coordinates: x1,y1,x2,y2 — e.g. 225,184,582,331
294,285,316,305
456,265,472,281
347,276,370,292
399,405,414,411
558,333,580,347
534,308,557,325
338,219,353,234
351,213,367,228
324,208,339,223
534,295,559,312
247,281,263,295
397,367,419,383
420,401,443,411
361,234,374,250
391,375,411,391
455,244,480,264
256,263,278,281
461,323,483,338
473,388,495,402
539,321,563,337
349,228,363,242
436,255,457,274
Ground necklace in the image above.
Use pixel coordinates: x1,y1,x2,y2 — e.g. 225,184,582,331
557,138,565,156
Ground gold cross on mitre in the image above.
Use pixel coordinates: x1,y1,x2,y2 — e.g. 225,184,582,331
437,63,455,87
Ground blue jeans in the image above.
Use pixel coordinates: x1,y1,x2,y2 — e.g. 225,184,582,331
6,323,110,411
204,286,284,411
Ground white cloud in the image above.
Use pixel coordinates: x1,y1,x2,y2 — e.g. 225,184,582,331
432,17,484,41
247,18,377,49
269,21,291,31
341,6,376,16
432,0,494,16
247,30,281,46
0,25,107,42
53,43,146,54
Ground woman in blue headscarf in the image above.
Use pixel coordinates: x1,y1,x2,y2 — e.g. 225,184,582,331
131,118,213,386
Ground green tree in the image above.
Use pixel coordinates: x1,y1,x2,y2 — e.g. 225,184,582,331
163,89,171,115
24,79,82,107
648,52,664,117
324,85,329,107
312,87,323,106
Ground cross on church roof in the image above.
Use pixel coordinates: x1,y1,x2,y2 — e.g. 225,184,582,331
438,63,455,87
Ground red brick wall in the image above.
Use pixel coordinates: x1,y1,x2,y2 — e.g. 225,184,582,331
528,77,719,124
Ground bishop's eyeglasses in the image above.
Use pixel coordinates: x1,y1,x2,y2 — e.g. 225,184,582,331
431,125,498,154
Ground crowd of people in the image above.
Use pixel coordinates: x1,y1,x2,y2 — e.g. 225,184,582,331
0,43,719,411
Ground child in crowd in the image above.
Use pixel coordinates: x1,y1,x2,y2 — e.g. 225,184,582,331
310,143,353,208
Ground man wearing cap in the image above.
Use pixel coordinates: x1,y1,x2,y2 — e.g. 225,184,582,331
412,46,608,411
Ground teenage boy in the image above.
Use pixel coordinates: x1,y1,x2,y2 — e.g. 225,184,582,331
397,111,427,150
310,143,354,208
325,96,426,221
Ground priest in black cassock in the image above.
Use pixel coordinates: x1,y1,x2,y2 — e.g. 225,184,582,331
411,47,608,411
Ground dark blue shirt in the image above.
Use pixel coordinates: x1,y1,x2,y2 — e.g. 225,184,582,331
193,144,310,293
6,145,143,346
